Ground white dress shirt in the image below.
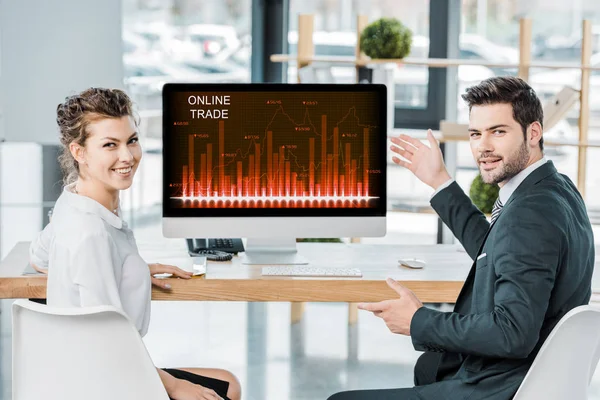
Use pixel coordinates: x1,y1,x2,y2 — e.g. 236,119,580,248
497,157,547,205
29,183,151,337
431,157,548,205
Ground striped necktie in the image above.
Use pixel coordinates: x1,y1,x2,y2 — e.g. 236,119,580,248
491,197,503,224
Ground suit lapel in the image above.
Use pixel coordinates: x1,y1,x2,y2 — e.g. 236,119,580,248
454,161,557,311
504,161,557,209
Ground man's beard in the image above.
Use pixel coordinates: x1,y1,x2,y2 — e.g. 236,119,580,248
480,140,530,185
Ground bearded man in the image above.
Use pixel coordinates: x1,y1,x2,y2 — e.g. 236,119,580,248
328,76,595,400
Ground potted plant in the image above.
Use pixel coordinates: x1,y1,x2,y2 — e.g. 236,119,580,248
359,17,413,60
469,174,499,214
358,18,413,133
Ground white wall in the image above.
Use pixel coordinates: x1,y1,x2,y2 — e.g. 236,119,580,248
0,0,124,256
0,0,124,144
0,143,43,259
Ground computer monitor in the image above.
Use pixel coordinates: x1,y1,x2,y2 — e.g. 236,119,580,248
162,83,387,264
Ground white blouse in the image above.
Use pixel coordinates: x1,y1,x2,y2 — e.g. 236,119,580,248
29,184,151,337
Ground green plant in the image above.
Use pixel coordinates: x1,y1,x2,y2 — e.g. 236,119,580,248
469,174,500,214
359,18,413,59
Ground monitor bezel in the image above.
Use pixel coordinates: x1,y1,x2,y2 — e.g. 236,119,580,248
162,83,387,218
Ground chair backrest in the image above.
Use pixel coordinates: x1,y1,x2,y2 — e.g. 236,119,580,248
513,305,600,400
542,86,579,131
12,299,169,400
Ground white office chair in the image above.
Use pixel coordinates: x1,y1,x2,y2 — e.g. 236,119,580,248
513,305,600,400
12,299,169,400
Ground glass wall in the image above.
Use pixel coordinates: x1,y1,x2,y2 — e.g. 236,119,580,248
115,0,600,242
455,0,600,215
287,0,431,109
286,0,439,243
120,0,252,232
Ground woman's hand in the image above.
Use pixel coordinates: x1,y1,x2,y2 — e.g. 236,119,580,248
170,379,224,400
148,263,193,289
30,262,48,274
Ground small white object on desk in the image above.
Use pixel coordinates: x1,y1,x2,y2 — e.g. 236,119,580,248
192,256,207,276
262,266,362,277
153,256,207,279
398,258,426,269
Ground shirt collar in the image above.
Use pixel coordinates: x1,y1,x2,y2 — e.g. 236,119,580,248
499,157,547,205
63,183,123,229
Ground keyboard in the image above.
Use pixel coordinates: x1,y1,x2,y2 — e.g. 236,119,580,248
261,266,362,277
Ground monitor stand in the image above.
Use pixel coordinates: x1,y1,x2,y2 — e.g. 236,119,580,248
242,238,309,265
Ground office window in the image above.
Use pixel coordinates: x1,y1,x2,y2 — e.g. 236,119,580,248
287,0,430,109
284,1,439,244
122,0,251,110
121,0,252,228
454,1,600,212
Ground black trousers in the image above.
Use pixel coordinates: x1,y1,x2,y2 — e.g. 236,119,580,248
327,352,441,400
163,368,231,400
414,352,440,386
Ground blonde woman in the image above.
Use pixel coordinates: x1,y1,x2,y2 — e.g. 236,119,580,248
29,88,240,400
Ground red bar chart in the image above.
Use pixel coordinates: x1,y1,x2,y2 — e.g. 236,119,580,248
177,120,373,206
166,90,383,209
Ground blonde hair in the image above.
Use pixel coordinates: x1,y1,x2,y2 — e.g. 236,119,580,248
56,88,138,186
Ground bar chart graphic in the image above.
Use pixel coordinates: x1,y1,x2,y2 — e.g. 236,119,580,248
165,91,383,209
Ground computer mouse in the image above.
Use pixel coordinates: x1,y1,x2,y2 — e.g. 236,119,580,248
398,258,426,269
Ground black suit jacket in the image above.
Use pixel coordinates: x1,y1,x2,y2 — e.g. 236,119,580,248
410,161,594,400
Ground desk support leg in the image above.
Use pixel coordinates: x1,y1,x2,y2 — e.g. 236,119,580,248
347,240,360,361
291,302,305,324
290,302,305,358
247,302,267,400
347,303,359,362
348,303,358,325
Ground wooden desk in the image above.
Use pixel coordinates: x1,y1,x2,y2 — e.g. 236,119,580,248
4,241,600,302
0,242,472,303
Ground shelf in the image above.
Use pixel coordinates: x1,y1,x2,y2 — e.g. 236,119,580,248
270,54,600,71
390,196,600,225
386,128,600,149
436,137,600,149
389,198,435,215
283,14,595,199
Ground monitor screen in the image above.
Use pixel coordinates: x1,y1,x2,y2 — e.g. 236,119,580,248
162,83,386,218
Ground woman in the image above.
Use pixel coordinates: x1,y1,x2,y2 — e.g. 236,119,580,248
29,87,241,400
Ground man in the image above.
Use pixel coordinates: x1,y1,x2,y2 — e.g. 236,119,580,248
328,76,594,400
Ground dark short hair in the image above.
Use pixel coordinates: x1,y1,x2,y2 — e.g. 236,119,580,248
461,76,544,151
